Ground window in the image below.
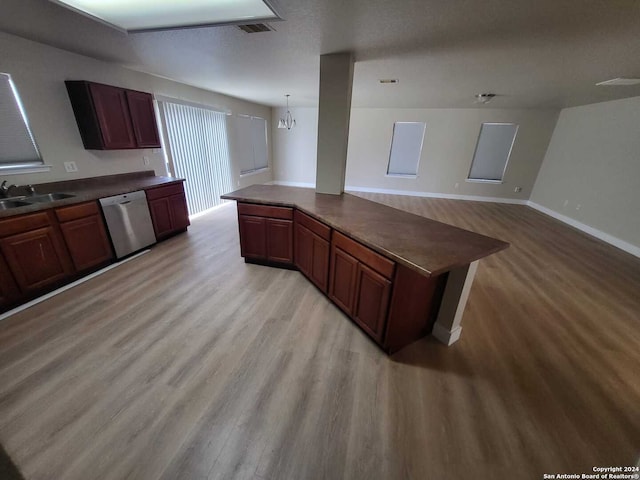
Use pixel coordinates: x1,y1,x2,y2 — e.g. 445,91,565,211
159,100,234,216
237,115,268,175
0,73,46,173
387,122,426,177
468,123,518,182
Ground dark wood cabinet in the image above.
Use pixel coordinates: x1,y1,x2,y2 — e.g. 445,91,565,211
55,202,114,272
328,246,359,316
329,231,395,340
0,254,20,309
239,215,267,259
0,212,74,295
65,80,161,150
266,218,293,263
294,210,330,293
353,263,392,341
237,203,294,266
146,183,190,240
126,90,161,147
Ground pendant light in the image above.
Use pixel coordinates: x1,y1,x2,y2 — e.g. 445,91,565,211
277,94,296,130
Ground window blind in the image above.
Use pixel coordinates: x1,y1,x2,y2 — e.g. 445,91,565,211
468,123,518,182
387,122,425,176
0,73,42,168
160,101,233,216
237,115,268,174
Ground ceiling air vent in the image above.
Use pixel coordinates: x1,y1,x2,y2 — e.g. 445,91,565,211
237,23,274,33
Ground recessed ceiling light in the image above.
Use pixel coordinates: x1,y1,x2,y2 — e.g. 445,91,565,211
596,78,640,86
49,0,282,33
379,79,399,84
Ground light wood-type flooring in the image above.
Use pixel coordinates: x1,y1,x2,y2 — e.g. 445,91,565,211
0,195,638,480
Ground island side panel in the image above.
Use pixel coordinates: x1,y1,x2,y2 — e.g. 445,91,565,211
384,264,448,354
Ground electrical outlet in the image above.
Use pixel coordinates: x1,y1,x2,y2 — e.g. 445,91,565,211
64,161,78,173
514,186,522,193
143,156,150,166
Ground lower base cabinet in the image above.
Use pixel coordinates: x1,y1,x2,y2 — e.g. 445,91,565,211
237,203,294,266
55,202,114,272
146,183,190,240
353,263,392,341
294,218,330,293
0,212,74,295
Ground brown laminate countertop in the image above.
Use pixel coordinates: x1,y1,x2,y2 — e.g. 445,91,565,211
222,184,509,277
0,171,184,219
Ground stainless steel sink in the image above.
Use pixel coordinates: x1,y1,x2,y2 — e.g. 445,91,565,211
0,199,31,210
24,193,76,203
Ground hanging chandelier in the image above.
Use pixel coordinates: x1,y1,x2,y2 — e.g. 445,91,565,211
277,94,296,130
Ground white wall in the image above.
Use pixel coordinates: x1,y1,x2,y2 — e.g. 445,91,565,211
530,96,640,249
0,31,272,188
273,106,558,201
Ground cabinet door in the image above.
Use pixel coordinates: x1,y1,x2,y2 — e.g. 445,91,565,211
126,90,161,148
353,263,392,341
239,215,267,259
0,254,20,309
310,236,330,293
0,227,73,294
89,83,136,149
294,223,313,276
328,246,359,316
60,215,114,272
169,193,190,231
266,218,293,264
149,197,173,239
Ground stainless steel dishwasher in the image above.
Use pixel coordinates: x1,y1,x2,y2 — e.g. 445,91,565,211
99,190,156,259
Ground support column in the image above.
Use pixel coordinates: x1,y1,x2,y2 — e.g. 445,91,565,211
315,52,354,195
432,260,479,346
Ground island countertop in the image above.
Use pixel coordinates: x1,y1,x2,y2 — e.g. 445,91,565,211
222,184,509,277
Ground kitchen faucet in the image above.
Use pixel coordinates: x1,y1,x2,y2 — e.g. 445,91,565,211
0,181,36,198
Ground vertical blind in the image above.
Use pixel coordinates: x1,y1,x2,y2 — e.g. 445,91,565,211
468,123,519,181
0,73,42,167
236,115,268,174
160,101,233,216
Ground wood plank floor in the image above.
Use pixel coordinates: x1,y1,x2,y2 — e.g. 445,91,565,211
0,195,638,480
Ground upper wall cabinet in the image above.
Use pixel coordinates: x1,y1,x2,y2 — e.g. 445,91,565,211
65,81,161,150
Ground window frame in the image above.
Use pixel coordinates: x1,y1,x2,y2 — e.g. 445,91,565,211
466,122,519,184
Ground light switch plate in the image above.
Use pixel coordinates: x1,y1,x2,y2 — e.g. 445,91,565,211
64,161,78,173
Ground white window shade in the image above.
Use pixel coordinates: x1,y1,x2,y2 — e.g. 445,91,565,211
237,115,268,174
468,123,518,182
387,122,425,176
0,73,43,169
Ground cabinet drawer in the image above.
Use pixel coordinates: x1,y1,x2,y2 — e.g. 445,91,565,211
237,203,293,220
55,201,100,222
145,183,185,200
332,231,395,279
0,212,51,238
294,210,331,241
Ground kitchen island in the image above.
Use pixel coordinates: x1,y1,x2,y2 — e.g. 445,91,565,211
222,184,509,353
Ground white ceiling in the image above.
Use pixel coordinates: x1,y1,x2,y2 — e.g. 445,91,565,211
2,0,640,108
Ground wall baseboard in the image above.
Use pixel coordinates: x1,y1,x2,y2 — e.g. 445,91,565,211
526,201,640,258
344,185,529,205
432,322,462,346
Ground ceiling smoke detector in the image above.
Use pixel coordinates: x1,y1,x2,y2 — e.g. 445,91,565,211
596,78,640,86
475,93,496,104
